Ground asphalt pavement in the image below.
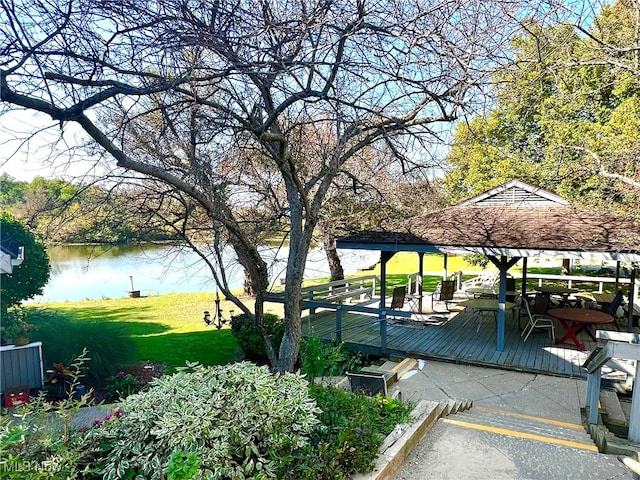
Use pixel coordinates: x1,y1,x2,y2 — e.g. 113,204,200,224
387,360,637,480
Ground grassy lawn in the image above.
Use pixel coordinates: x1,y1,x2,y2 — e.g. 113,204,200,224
35,292,281,371
32,252,616,381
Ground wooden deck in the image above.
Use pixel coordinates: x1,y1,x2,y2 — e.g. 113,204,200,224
301,306,628,378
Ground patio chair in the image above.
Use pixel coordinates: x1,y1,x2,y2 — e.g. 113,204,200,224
522,296,555,343
406,275,423,312
505,277,517,302
431,280,455,311
514,294,530,329
390,285,406,310
599,290,625,330
531,292,551,316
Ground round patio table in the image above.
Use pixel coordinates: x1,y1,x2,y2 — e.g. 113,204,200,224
548,308,613,351
536,285,581,307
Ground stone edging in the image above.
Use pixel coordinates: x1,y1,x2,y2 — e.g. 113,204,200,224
351,400,442,480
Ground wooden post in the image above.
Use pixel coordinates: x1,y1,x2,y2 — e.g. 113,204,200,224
380,311,387,355
629,361,640,442
335,306,343,344
587,369,602,425
628,268,637,333
497,258,507,352
418,252,424,313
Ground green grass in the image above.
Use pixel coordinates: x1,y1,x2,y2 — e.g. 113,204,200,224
33,292,264,371
30,252,618,379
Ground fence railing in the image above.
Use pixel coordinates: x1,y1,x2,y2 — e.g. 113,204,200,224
415,270,638,304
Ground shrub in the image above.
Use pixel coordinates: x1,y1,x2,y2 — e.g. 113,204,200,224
1,305,36,344
300,337,365,383
95,362,320,480
276,385,413,480
105,371,139,401
230,313,284,364
30,309,138,385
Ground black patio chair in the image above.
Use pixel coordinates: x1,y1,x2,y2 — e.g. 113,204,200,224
600,290,624,330
390,285,406,309
432,280,455,312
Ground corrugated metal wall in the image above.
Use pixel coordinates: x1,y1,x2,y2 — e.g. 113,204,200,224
1,342,44,392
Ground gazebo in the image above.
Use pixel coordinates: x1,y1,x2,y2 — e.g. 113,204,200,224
337,180,640,351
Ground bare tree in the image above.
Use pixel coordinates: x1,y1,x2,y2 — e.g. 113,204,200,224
1,0,544,371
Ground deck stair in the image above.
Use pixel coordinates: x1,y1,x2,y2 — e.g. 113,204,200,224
436,399,473,417
581,388,640,457
445,406,598,452
359,357,418,390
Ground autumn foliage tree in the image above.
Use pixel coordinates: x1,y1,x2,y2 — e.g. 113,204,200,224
444,0,640,212
1,0,551,371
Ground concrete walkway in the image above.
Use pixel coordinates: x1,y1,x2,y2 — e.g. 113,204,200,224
387,360,636,480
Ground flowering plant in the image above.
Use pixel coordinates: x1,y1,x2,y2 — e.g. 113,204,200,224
106,371,138,401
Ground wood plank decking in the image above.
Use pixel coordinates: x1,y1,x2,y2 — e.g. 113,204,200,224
301,306,626,378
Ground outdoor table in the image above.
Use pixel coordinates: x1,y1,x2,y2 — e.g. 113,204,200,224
465,287,497,298
592,293,617,304
548,308,614,351
462,299,516,331
535,285,580,307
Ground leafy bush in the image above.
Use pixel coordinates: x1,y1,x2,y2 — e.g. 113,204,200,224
105,371,139,401
230,313,284,364
0,349,100,479
30,308,138,385
95,362,320,480
276,385,413,480
300,337,365,383
0,211,51,313
1,305,37,344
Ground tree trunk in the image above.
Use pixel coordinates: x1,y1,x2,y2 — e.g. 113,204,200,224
243,268,256,296
322,224,344,282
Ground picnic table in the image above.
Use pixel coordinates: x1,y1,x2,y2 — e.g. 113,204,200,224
548,308,614,351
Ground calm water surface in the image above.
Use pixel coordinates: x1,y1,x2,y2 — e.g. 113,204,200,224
36,244,379,302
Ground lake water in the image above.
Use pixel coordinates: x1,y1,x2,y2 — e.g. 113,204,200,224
36,244,380,302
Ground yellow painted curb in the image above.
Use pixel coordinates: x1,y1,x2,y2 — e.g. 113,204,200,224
473,406,586,430
442,418,599,452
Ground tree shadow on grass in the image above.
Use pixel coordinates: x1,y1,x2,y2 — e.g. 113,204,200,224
133,329,242,371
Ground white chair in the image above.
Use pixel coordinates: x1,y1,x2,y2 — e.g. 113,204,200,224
459,272,499,295
521,297,555,343
406,274,423,312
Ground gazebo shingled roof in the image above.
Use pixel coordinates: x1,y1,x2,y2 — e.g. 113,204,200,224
336,179,640,352
339,180,640,262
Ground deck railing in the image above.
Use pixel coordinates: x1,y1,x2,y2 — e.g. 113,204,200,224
267,275,411,354
415,270,638,303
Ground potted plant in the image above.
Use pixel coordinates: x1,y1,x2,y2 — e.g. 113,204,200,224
1,306,35,346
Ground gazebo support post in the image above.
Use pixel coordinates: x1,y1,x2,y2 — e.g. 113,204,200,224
417,252,425,312
379,251,396,310
628,267,637,333
488,255,521,351
443,253,448,280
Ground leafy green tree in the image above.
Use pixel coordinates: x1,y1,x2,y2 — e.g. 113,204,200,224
0,173,26,207
1,0,556,372
0,211,50,314
444,2,640,212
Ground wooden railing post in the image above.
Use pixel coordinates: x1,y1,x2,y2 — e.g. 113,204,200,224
379,311,387,355
586,369,602,425
335,306,343,344
309,291,316,316
630,361,640,442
